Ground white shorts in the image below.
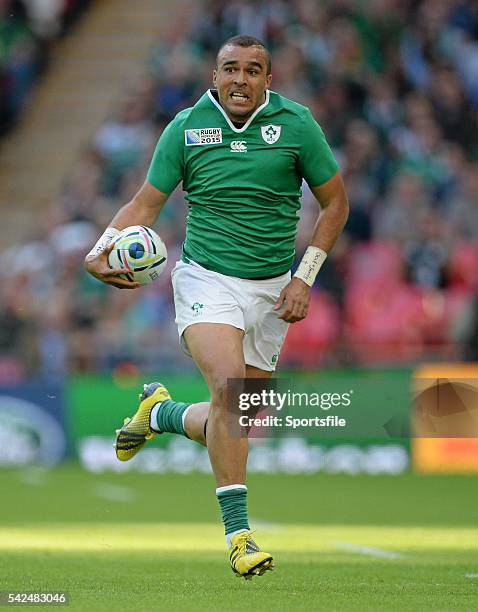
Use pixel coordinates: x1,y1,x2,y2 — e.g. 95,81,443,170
171,259,290,371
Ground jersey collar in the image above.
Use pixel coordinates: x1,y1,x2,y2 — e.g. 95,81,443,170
206,89,270,133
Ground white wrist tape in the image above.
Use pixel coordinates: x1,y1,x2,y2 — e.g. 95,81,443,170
86,227,120,259
293,246,327,287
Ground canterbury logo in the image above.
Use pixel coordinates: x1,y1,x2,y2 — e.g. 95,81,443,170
230,140,247,153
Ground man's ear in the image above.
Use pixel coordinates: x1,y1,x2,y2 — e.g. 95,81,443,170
265,73,272,89
213,69,217,87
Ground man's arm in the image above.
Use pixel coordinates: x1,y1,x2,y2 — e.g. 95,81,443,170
84,181,170,289
308,172,349,252
275,172,349,323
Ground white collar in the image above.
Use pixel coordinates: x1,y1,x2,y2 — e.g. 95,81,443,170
207,89,270,133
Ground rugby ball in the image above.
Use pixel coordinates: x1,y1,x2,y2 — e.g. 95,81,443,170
108,225,167,285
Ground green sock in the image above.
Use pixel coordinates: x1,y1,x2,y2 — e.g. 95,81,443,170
153,400,191,437
216,485,250,537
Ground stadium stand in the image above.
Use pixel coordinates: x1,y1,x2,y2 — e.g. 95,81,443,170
1,0,477,377
0,0,92,135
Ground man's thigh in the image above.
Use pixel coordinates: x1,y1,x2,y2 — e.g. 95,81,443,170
183,323,246,392
185,326,272,441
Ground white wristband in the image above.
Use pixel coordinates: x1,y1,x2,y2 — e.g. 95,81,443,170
86,227,120,259
293,246,327,287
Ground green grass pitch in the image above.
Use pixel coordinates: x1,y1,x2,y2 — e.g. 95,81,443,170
1,466,478,610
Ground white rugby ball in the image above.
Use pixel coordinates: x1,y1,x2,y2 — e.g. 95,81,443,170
108,225,167,285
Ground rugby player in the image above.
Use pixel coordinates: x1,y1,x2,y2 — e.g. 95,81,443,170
85,35,349,580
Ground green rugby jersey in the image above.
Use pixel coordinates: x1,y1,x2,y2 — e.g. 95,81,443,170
147,89,339,279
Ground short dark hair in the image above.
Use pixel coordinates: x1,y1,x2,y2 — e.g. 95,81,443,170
217,35,271,74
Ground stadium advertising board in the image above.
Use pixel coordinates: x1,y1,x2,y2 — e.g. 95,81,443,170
69,370,411,475
413,363,478,473
0,382,66,466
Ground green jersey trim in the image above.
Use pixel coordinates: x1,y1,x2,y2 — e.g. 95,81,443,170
206,89,270,133
181,246,291,279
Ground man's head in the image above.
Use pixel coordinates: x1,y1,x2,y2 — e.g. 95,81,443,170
213,35,272,124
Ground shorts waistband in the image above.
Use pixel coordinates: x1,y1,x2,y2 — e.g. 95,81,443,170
249,271,290,280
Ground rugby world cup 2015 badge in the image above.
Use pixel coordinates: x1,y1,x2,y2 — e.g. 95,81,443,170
185,128,222,146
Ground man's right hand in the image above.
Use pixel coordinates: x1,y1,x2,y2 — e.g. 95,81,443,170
84,243,141,289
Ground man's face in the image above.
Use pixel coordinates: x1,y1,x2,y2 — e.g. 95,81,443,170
213,45,272,123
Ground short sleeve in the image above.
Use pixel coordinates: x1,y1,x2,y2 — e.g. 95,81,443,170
146,117,184,193
297,109,339,187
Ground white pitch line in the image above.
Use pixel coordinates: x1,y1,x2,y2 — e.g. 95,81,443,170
249,518,284,532
465,573,478,578
18,468,49,487
92,483,136,503
334,541,405,560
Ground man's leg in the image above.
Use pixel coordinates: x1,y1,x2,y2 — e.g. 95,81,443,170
183,322,247,484
116,321,250,478
183,322,274,578
115,360,270,455
182,365,270,445
114,319,274,577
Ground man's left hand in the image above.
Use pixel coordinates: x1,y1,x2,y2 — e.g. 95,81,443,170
274,277,311,323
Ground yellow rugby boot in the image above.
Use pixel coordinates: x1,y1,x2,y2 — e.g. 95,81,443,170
229,531,274,580
115,382,171,461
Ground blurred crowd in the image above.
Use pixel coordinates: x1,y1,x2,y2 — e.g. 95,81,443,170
1,0,478,381
0,0,91,135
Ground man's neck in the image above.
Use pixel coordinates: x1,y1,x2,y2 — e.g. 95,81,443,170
210,89,248,127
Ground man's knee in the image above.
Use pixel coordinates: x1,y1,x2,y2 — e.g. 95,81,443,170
210,378,232,407
209,369,243,410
